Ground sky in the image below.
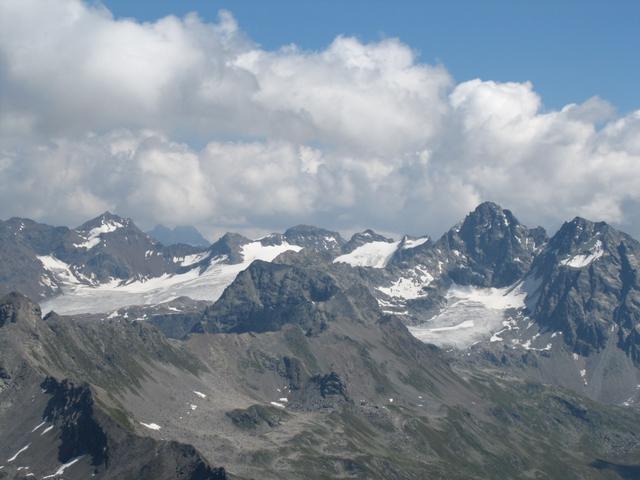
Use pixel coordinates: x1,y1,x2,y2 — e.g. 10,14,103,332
101,0,640,113
1,0,639,240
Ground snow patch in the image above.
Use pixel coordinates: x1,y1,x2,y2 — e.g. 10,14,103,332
193,391,207,398
489,318,520,343
140,422,161,430
7,444,30,462
579,369,588,385
42,457,83,479
426,320,475,332
560,240,604,268
334,241,399,268
37,256,83,286
31,421,46,433
270,401,286,408
41,425,54,435
377,267,434,300
401,236,429,250
173,252,209,267
75,219,123,250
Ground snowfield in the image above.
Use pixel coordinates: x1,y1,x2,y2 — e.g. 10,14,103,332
41,241,302,314
408,283,527,348
401,236,429,250
333,240,400,268
333,235,431,269
560,240,604,268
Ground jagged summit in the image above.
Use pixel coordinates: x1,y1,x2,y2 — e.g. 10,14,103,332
351,229,393,241
524,216,640,357
283,224,345,252
546,216,611,251
458,201,528,238
207,232,252,264
530,216,626,277
147,224,209,247
77,211,131,232
435,201,547,287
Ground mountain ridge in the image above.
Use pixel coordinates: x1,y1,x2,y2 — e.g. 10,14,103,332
4,203,640,409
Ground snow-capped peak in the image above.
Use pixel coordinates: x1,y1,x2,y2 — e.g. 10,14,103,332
74,216,125,250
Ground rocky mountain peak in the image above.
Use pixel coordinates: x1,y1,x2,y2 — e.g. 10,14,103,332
531,217,620,277
207,232,252,264
354,229,392,242
199,260,342,334
147,224,209,247
437,202,547,287
546,217,611,255
77,211,130,232
0,291,42,329
457,202,522,241
527,217,640,358
6,217,39,230
283,224,345,252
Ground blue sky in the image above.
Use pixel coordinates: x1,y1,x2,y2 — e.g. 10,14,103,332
101,0,639,113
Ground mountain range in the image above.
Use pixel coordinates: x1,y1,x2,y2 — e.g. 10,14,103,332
2,202,640,479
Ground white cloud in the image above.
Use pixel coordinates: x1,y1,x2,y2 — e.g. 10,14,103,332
1,0,640,239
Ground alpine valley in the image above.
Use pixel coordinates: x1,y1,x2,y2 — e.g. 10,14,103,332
2,202,640,480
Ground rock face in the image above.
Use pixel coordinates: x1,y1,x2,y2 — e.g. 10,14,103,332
40,378,227,480
0,295,227,480
529,217,640,358
41,377,109,466
283,224,345,253
0,217,72,299
0,291,42,329
147,225,210,247
206,232,252,264
199,260,341,334
434,202,547,287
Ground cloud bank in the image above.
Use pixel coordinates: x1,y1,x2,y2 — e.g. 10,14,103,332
1,0,639,239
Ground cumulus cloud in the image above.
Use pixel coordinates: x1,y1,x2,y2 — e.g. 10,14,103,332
1,0,639,239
